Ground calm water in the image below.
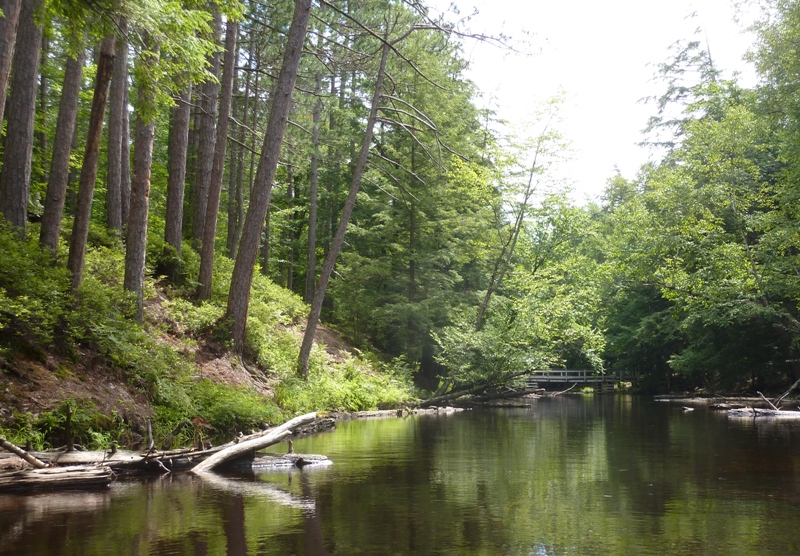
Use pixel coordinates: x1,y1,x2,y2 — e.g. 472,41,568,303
2,396,800,555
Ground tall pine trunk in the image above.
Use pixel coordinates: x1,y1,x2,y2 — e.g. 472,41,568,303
304,74,322,303
198,19,238,300
67,36,115,290
297,39,390,377
227,40,252,258
227,0,311,353
124,39,159,321
40,34,85,254
0,0,21,127
191,10,221,248
164,84,192,268
120,75,131,227
0,0,42,235
106,19,129,234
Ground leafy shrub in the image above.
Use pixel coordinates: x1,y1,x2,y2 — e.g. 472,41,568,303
188,380,283,434
0,222,71,347
274,354,414,413
1,401,127,450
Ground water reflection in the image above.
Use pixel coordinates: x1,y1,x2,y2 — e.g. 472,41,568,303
2,396,800,555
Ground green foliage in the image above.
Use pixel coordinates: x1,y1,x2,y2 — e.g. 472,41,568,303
0,222,71,348
274,355,414,413
187,380,283,434
0,400,128,450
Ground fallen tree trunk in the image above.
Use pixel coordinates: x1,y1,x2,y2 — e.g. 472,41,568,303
0,438,48,468
192,412,317,473
774,377,800,407
728,407,800,418
0,465,113,492
419,372,531,408
457,387,542,405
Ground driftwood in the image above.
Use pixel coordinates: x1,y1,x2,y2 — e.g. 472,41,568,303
709,402,747,410
549,383,576,397
756,391,780,411
418,371,531,408
0,465,113,492
0,438,48,469
728,407,800,419
225,453,331,472
192,412,317,474
456,387,541,406
775,377,800,407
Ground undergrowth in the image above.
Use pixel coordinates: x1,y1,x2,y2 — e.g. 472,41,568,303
0,222,416,449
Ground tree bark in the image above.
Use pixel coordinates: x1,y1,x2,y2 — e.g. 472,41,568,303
225,61,243,257
226,40,250,258
0,0,42,236
0,465,112,492
120,71,131,227
0,438,47,468
191,412,316,473
304,75,323,303
283,160,295,290
227,0,312,353
40,37,85,254
0,0,21,127
191,9,221,248
124,39,159,322
66,36,115,290
35,34,48,185
106,18,129,234
198,19,238,300
164,84,192,265
296,40,390,377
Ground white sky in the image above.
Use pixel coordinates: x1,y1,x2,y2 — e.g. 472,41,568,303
430,0,759,202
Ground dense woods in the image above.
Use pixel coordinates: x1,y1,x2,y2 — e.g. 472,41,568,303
1,0,800,445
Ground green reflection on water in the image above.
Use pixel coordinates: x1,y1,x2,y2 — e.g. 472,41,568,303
2,396,800,555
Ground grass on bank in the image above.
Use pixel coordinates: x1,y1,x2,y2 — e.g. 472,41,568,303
0,221,416,450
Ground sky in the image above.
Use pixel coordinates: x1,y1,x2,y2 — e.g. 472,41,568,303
428,0,760,202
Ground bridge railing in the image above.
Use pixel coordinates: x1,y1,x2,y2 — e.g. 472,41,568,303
526,370,638,384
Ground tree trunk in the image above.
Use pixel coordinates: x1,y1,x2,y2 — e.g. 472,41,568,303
226,40,251,258
66,36,115,290
297,40,390,378
35,34,48,186
225,61,242,257
198,19,238,300
191,9,221,248
40,37,85,254
0,0,42,236
120,74,131,227
227,0,312,353
304,74,322,303
0,465,113,492
124,39,159,322
0,0,21,127
106,19,129,234
164,84,192,265
284,160,294,290
191,412,316,473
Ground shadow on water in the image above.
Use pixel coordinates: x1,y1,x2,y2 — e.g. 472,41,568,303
2,395,800,555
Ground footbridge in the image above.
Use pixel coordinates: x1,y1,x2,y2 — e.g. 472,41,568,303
525,370,638,390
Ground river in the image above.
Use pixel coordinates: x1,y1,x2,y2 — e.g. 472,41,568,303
2,395,800,555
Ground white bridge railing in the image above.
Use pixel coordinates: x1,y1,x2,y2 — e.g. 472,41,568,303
525,370,638,385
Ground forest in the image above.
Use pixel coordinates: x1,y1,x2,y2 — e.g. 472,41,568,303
0,0,799,446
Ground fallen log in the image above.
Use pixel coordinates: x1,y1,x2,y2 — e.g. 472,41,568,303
226,453,331,472
191,412,317,474
0,465,113,492
775,377,800,407
0,438,48,469
757,391,780,411
728,407,800,419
